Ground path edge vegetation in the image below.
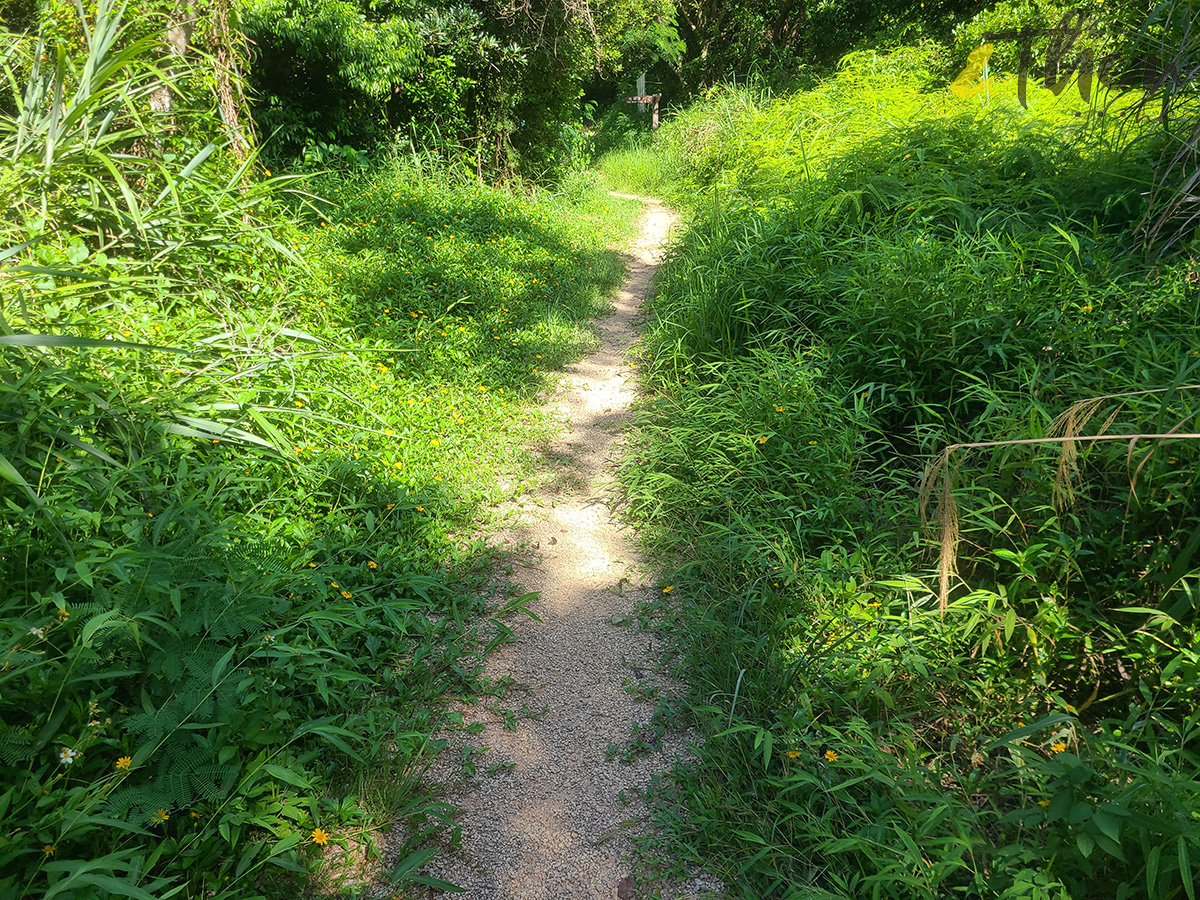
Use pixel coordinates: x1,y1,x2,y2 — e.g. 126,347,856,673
0,1,642,896
606,18,1200,900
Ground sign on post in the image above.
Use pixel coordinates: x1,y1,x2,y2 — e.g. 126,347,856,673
623,94,662,130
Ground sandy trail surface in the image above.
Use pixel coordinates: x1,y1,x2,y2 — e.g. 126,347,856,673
414,196,716,899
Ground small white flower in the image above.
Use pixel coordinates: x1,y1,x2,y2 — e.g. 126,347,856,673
59,747,79,765
263,634,274,644
29,626,45,639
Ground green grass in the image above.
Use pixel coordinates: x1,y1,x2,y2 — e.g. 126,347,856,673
611,47,1200,900
271,162,637,524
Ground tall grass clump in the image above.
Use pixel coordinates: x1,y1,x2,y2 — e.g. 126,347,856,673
617,43,1200,900
0,4,638,897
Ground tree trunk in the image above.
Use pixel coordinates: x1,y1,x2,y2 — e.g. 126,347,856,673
209,0,253,159
148,0,197,122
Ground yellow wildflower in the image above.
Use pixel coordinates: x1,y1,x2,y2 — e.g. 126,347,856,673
311,828,330,845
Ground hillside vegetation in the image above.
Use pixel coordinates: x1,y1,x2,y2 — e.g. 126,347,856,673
0,4,638,895
607,46,1200,899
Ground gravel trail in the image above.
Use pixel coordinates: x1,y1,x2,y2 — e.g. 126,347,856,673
415,196,714,900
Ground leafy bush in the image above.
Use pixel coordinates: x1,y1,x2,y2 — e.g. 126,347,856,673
243,0,678,178
614,46,1200,900
241,0,420,153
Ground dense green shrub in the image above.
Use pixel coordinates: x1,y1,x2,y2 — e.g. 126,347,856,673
240,0,420,152
614,47,1200,900
242,0,677,177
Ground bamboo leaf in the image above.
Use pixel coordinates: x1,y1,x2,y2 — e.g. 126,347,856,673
0,333,187,353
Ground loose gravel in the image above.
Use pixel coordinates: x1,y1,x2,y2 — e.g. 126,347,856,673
407,197,723,900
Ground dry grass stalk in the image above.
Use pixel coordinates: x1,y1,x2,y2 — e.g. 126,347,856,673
920,390,1200,611
919,446,963,613
1048,395,1119,508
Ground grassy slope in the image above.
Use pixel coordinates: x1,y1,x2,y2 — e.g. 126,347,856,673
285,166,637,535
1,149,640,898
605,48,1200,900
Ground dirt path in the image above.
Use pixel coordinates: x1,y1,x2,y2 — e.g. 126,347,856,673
414,196,714,899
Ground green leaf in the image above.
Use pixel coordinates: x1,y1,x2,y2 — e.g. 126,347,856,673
80,610,123,647
1093,810,1121,842
1181,838,1195,900
1093,832,1125,861
153,142,217,206
0,333,187,353
1147,845,1161,895
235,838,266,879
211,646,237,685
163,417,275,449
389,847,437,878
1047,790,1073,823
1068,802,1093,825
732,829,769,845
42,853,158,900
875,577,929,592
404,874,466,892
1076,832,1095,858
293,720,364,761
261,763,315,791
387,847,464,890
268,831,302,857
986,714,1072,750
0,449,39,506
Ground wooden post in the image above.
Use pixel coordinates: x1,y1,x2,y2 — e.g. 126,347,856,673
623,92,661,129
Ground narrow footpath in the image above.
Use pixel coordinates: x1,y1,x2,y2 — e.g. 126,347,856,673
415,197,716,899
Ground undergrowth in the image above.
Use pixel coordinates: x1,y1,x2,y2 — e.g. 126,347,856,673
611,46,1200,900
0,4,638,896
